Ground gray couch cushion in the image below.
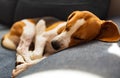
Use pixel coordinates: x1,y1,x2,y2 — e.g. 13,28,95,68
17,41,120,78
0,27,16,78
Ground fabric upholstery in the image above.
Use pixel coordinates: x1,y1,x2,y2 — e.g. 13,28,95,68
17,41,120,78
14,0,110,21
0,28,16,78
0,0,18,25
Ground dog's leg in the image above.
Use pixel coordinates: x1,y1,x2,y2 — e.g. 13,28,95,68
16,20,35,63
12,22,35,77
30,20,67,60
12,56,46,77
12,21,67,77
30,20,47,60
12,20,47,77
16,53,25,65
31,35,47,60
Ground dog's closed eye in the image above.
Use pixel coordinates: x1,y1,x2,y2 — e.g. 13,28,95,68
73,36,84,40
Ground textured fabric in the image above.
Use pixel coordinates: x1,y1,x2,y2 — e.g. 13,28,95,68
0,27,16,78
0,0,18,25
17,41,120,78
14,0,110,21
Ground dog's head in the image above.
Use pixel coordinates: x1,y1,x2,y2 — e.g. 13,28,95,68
51,11,120,51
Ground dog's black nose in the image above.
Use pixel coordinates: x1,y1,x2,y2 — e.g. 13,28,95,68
51,41,61,50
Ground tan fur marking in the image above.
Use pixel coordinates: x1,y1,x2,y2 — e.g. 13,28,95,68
46,21,64,31
2,21,25,50
67,11,100,30
66,11,102,47
10,21,25,36
9,21,25,45
57,26,66,34
28,19,37,24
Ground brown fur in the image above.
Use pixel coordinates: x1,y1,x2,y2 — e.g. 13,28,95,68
2,21,26,49
66,11,120,47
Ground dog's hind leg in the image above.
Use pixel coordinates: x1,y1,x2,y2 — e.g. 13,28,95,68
16,20,36,62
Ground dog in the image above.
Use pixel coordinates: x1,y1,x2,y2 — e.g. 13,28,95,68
1,11,120,77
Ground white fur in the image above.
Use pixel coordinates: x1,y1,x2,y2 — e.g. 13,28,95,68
52,19,86,49
17,19,67,61
31,20,47,60
68,19,86,35
33,22,67,55
35,19,46,35
17,19,35,62
2,37,17,50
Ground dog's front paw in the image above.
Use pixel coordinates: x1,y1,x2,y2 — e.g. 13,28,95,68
30,51,43,60
12,62,29,78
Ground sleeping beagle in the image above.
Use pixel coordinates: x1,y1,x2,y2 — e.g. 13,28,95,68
1,11,120,77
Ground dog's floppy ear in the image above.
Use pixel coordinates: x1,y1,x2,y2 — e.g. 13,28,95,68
97,20,120,42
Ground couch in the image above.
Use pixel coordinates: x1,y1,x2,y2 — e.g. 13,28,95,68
0,0,120,78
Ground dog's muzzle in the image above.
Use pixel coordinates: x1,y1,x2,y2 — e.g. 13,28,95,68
51,40,61,50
